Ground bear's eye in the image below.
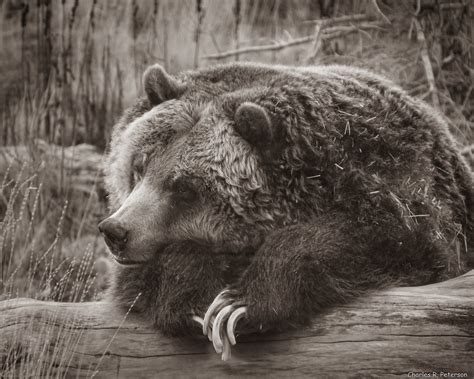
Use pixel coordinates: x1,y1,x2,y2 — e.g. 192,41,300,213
170,177,198,202
131,170,142,187
130,153,148,188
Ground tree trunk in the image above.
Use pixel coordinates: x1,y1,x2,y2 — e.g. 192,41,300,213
1,271,473,378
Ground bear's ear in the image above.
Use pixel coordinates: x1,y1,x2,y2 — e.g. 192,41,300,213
234,102,273,148
143,64,184,105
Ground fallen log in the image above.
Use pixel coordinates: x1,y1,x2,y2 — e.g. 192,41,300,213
1,271,473,378
0,140,104,198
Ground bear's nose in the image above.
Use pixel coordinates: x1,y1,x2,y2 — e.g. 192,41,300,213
98,218,128,251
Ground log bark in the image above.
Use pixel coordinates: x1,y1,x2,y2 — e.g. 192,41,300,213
1,271,473,378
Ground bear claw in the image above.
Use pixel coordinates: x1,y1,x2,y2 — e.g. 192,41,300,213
191,315,204,326
202,290,229,335
227,306,247,345
202,290,247,360
192,314,214,340
211,304,234,352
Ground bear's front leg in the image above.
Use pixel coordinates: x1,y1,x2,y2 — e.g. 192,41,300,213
112,241,228,336
153,241,230,335
203,212,448,359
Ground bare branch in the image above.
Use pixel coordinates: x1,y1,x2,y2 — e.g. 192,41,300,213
323,22,385,39
203,36,314,60
204,22,385,60
370,0,391,24
413,18,440,109
303,13,372,26
305,22,323,64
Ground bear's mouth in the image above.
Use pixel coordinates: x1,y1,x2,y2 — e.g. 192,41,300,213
113,257,144,266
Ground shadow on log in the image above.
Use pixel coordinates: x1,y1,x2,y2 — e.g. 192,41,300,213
1,271,473,377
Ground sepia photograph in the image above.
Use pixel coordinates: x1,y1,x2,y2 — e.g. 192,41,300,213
0,0,473,377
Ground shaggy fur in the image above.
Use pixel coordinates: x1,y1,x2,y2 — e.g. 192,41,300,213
104,62,474,336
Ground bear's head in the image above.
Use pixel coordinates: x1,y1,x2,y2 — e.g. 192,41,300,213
100,64,321,265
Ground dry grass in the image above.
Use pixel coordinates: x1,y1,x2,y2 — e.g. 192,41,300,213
0,0,473,376
0,145,109,302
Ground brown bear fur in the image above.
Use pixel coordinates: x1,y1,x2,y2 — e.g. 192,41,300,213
103,62,474,336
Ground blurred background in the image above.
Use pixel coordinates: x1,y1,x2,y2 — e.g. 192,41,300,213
0,0,473,303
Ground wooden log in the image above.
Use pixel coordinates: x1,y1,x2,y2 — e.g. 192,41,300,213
1,271,473,377
0,140,104,198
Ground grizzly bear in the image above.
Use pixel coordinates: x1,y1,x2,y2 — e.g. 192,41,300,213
99,62,473,360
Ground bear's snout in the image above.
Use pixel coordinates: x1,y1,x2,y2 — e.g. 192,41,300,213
99,181,170,264
99,218,129,257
